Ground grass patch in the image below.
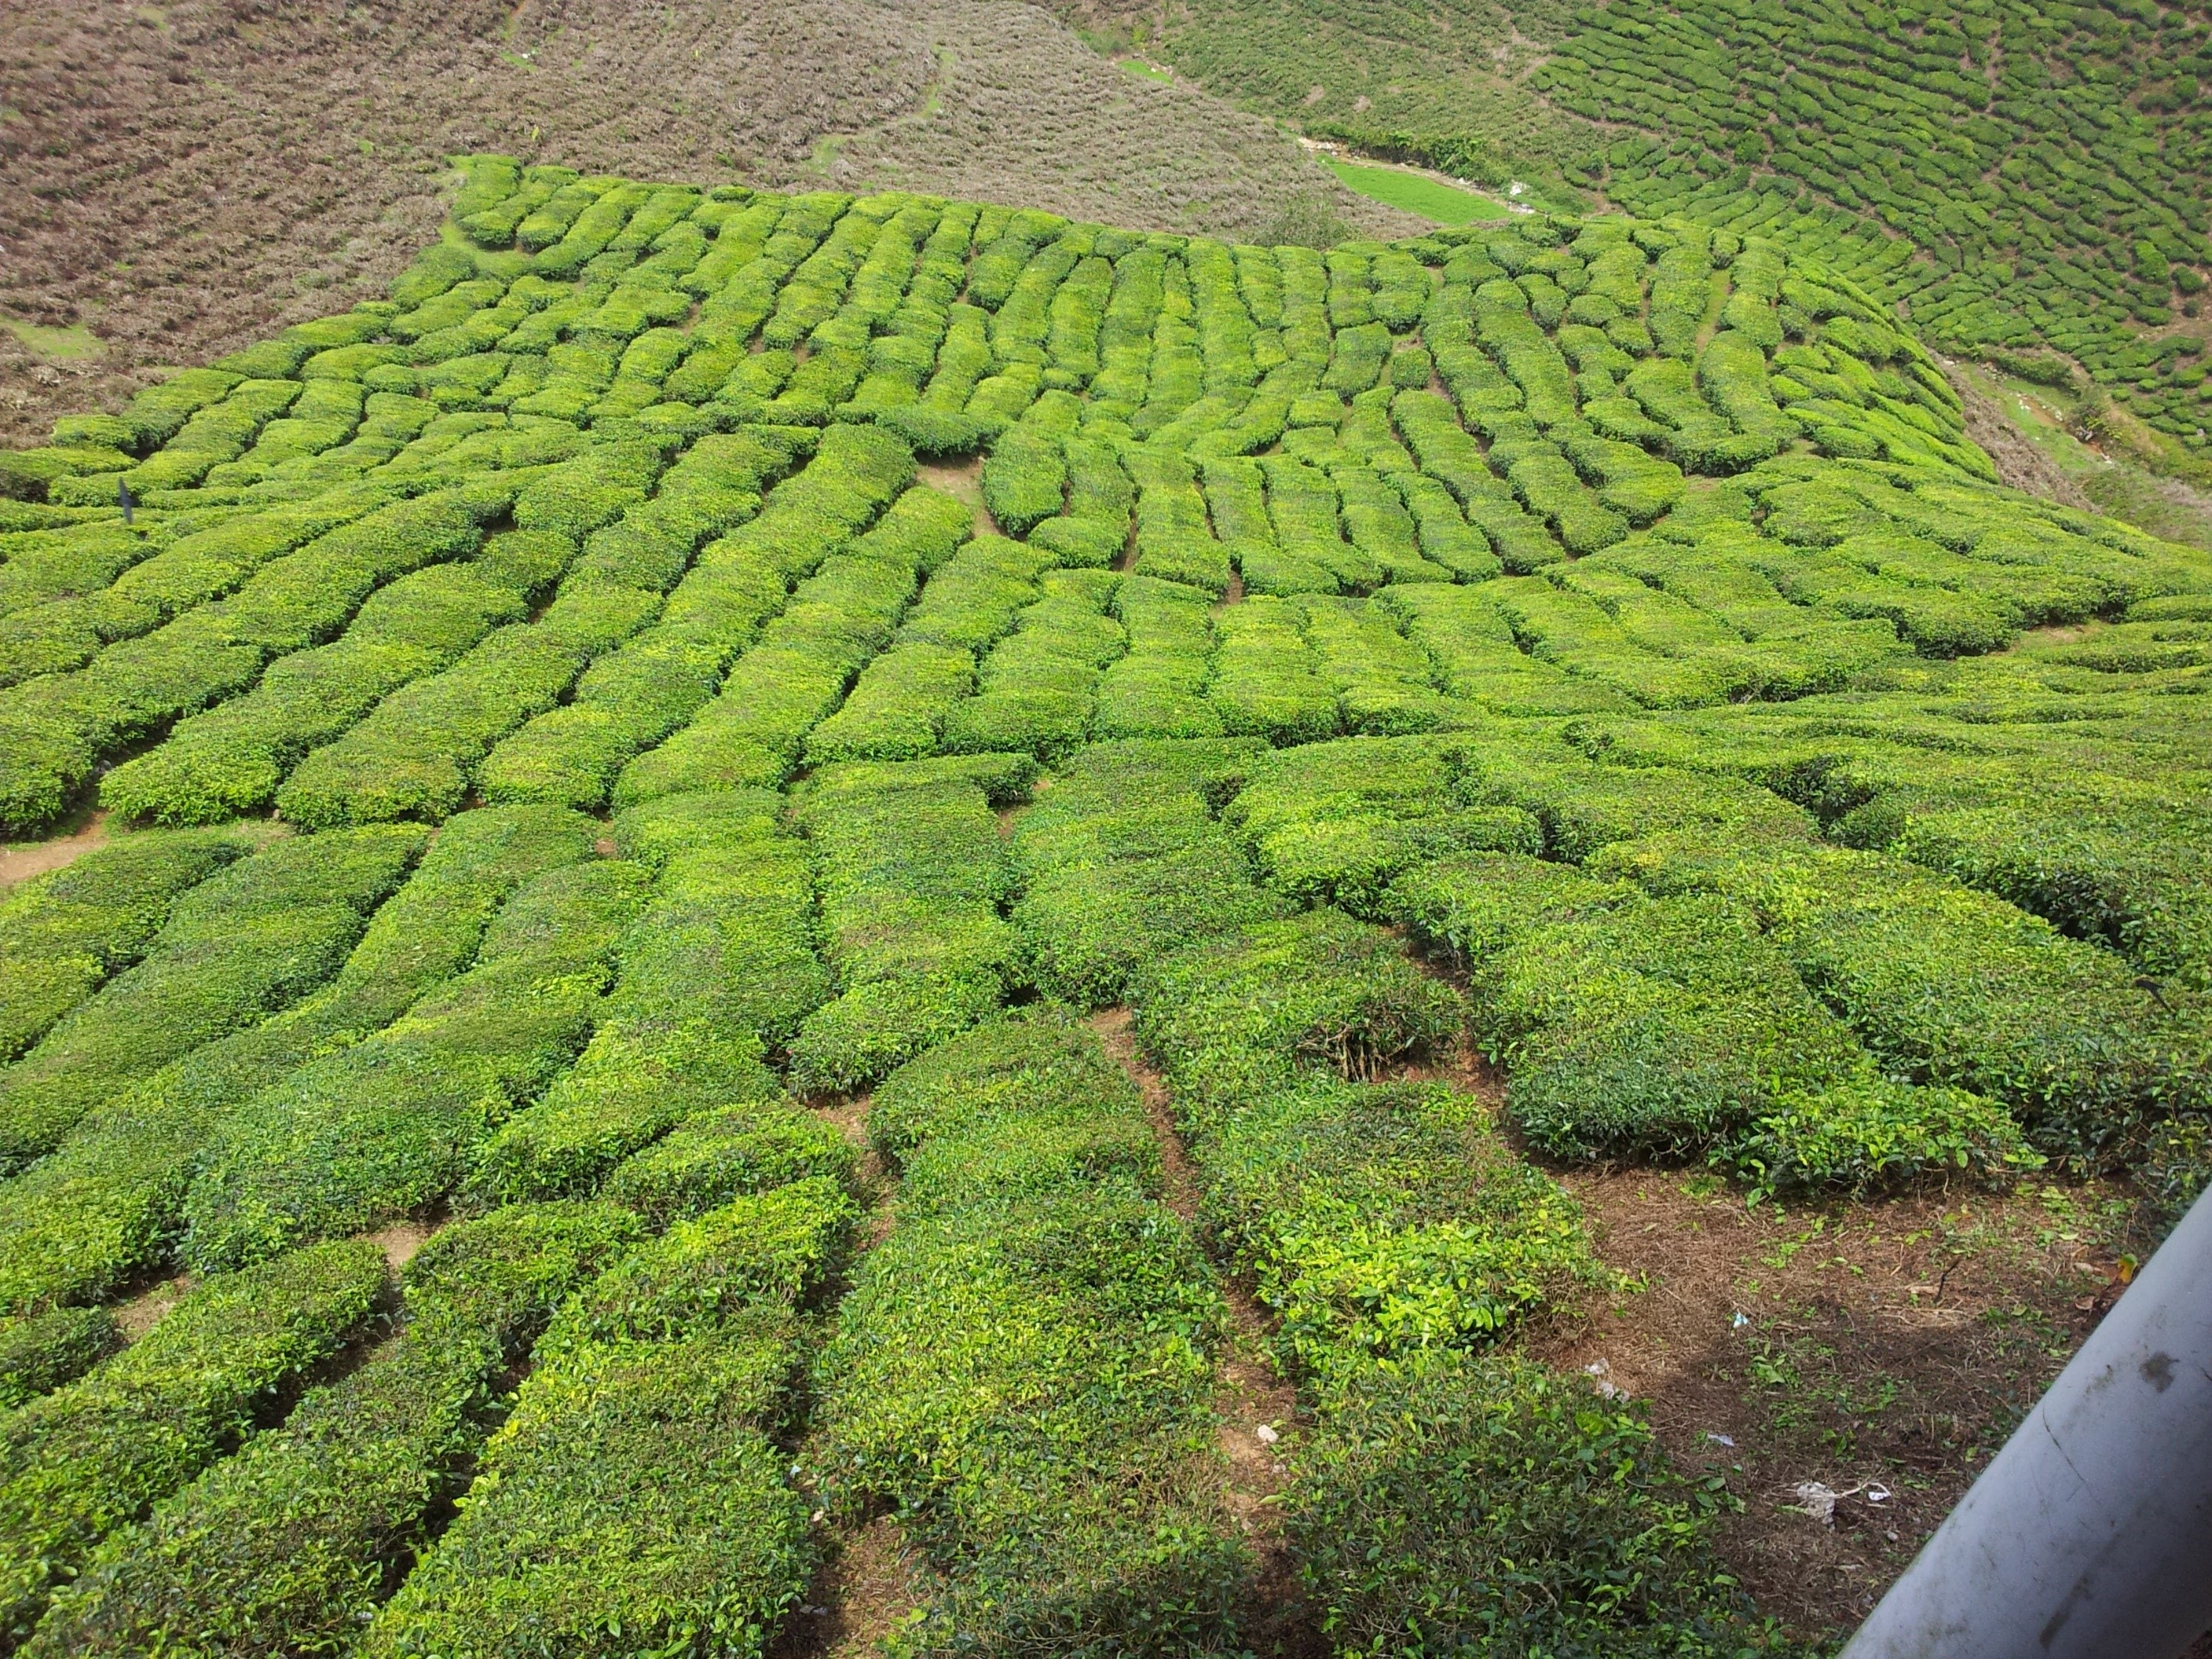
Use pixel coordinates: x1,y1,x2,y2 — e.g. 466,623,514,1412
1116,57,1173,82
1,318,102,362
1324,159,1508,225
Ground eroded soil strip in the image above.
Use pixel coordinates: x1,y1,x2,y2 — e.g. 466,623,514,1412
775,1090,924,1659
1089,1006,1318,1658
1521,1167,2121,1637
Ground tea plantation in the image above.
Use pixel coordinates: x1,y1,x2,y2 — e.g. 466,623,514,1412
0,156,2206,1654
1103,0,2212,470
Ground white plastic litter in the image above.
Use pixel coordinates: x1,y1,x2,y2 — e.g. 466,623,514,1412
1793,1481,1842,1525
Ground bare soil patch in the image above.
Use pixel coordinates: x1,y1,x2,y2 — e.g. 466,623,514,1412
774,1513,927,1659
1391,888,2134,1645
360,1218,439,1271
1528,1165,2122,1642
917,456,995,536
0,807,106,889
112,1271,195,1342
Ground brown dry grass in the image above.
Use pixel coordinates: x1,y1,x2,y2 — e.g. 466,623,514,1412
809,1,1420,245
0,0,922,441
1943,363,2094,508
0,0,1409,445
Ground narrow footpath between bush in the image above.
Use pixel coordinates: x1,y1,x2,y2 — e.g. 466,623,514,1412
775,1090,922,1659
1090,1005,1321,1659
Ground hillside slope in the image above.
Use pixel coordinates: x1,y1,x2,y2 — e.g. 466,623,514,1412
1073,0,2212,489
0,156,2207,1657
0,0,1406,446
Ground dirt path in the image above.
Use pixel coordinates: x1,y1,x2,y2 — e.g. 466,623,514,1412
778,1512,926,1659
1089,1007,1319,1658
0,808,107,889
775,1090,926,1658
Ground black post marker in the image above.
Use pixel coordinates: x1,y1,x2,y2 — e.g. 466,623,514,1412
117,479,133,526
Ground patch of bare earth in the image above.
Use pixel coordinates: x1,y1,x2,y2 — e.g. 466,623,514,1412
1388,842,2137,1646
111,1271,195,1341
916,456,996,536
1525,1165,2121,1643
0,807,106,888
1090,1006,1321,1658
359,1218,439,1271
1943,363,2093,509
777,1512,928,1659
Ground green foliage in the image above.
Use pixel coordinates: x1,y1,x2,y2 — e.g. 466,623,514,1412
363,1181,850,1659
0,1309,121,1414
180,858,654,1270
788,762,1029,1094
1009,730,1602,1396
1593,832,2206,1170
0,486,509,835
943,569,1127,761
1226,737,1541,915
607,427,924,806
0,1240,387,1642
0,806,598,1318
1202,1082,1594,1377
0,827,257,1062
468,790,824,1207
1011,738,1284,1005
980,425,1068,536
27,1203,641,1659
1212,596,1344,743
1477,886,2029,1192
537,1177,852,1360
0,826,426,1172
817,1010,1247,1657
600,1104,855,1230
1,160,2210,1650
1288,1351,1770,1658
1534,0,2212,444
1133,908,1464,1118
